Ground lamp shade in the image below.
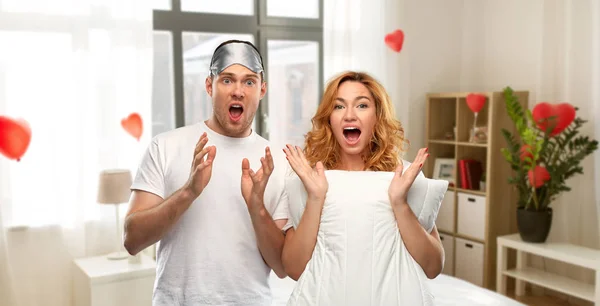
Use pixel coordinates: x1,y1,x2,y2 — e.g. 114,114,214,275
97,169,133,204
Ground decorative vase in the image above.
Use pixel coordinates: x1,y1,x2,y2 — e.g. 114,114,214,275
516,207,553,243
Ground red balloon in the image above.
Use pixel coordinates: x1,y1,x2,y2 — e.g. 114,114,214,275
466,93,486,113
532,102,575,136
528,165,550,188
121,113,143,141
384,29,404,53
0,116,32,162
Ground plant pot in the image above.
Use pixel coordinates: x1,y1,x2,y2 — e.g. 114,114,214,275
516,207,552,243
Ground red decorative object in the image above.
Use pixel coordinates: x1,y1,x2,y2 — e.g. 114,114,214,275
519,144,534,162
466,93,486,113
0,116,32,162
121,113,143,141
528,165,550,188
532,102,575,136
384,29,404,53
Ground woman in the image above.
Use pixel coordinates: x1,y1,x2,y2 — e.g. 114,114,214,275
281,71,445,305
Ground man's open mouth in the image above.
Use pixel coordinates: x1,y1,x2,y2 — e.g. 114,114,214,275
229,104,243,121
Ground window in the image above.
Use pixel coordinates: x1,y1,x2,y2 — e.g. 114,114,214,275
151,0,324,142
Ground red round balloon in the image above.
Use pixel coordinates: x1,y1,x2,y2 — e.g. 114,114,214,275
0,116,32,161
121,113,143,141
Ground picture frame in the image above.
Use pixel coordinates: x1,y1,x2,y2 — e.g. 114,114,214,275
433,158,455,185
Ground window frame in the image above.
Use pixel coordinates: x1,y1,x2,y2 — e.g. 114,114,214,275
152,0,324,137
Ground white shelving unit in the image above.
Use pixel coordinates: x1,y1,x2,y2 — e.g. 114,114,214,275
497,233,600,304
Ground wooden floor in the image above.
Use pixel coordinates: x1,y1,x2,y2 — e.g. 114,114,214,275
506,291,591,306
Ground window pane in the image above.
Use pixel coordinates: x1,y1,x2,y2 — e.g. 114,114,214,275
153,0,171,10
181,0,253,15
266,40,319,146
182,32,257,132
153,31,176,136
1,0,88,15
267,0,319,19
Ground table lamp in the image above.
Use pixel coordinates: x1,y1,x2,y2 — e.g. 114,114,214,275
97,169,132,260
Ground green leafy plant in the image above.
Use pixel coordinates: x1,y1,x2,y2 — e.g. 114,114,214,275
500,86,598,211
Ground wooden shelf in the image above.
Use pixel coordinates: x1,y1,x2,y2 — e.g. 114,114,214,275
439,230,486,244
428,139,457,145
457,141,488,148
503,267,595,302
425,90,530,290
454,188,486,196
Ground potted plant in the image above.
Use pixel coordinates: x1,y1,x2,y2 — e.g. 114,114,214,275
500,87,598,243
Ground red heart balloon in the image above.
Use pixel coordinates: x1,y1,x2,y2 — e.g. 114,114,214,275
121,113,143,141
384,29,404,53
528,165,550,188
466,93,486,113
531,102,575,136
0,116,32,162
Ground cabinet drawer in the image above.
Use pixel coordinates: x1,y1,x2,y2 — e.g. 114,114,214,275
439,233,454,276
457,192,486,240
436,190,455,232
454,238,484,287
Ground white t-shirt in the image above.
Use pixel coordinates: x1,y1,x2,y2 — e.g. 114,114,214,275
131,121,289,306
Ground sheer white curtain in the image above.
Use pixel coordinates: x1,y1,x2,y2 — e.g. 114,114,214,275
0,1,153,305
324,0,409,133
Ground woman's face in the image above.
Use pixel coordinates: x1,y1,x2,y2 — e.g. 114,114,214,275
329,81,377,158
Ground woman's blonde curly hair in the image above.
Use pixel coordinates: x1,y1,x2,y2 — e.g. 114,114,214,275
303,71,408,171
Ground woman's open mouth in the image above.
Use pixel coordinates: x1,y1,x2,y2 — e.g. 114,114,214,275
343,127,361,145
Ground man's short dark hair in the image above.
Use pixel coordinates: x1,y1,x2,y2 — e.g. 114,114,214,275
209,39,265,78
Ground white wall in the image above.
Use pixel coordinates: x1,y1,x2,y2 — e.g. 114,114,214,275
398,0,599,301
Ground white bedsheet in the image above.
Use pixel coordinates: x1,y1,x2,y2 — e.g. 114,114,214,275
269,273,525,306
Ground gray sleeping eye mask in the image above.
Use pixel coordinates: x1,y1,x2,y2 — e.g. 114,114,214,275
209,42,264,77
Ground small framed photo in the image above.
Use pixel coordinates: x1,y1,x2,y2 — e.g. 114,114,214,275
433,158,455,185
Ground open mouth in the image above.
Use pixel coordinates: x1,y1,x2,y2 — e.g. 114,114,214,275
343,127,361,143
229,104,243,121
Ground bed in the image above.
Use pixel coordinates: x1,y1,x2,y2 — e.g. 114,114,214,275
269,272,525,306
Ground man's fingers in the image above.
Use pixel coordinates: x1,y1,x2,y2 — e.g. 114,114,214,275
206,146,216,163
260,157,272,178
194,132,208,156
194,146,211,167
265,147,274,173
241,158,251,177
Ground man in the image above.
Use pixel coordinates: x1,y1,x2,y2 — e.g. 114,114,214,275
123,40,290,305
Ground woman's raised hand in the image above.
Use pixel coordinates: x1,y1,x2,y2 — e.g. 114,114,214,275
283,144,328,201
388,148,429,206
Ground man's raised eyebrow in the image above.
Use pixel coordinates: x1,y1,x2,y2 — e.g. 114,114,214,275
219,72,259,79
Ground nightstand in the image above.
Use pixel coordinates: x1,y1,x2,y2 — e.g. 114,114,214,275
73,254,156,306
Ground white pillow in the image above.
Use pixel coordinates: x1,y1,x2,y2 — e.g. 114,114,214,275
285,160,449,233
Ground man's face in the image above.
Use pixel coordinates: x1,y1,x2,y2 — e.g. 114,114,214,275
205,64,266,137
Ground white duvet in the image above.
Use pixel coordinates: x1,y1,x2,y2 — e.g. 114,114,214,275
284,161,449,305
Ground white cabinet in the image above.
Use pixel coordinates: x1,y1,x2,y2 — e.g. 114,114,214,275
73,255,156,306
439,233,454,276
436,190,455,232
455,238,484,287
457,192,486,240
